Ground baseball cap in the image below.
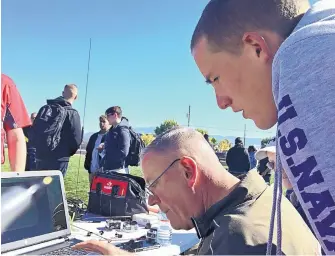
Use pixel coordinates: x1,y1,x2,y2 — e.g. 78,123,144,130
255,139,276,161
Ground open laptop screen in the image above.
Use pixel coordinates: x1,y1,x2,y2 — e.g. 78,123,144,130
1,175,67,245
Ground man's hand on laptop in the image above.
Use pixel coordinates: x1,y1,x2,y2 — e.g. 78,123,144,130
72,240,132,255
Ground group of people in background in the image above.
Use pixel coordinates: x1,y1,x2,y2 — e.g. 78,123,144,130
1,75,137,183
1,78,83,175
84,106,142,185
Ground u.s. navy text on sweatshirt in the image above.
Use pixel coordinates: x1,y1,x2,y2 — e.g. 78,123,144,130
272,0,335,253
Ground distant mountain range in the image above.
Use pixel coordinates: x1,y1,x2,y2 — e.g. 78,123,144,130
211,135,261,147
83,127,263,148
134,127,263,147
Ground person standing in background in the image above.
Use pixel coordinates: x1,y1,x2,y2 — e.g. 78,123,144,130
1,74,31,171
23,112,37,171
103,106,131,174
203,133,214,149
257,157,271,184
32,84,82,175
203,133,210,143
226,137,250,176
85,115,110,185
248,145,257,170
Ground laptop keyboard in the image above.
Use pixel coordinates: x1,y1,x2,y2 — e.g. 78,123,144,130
44,246,90,255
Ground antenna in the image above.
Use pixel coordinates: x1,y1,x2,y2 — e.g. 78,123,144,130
75,38,92,198
187,105,191,127
243,124,246,145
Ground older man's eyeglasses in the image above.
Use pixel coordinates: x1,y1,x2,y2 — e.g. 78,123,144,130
145,158,180,197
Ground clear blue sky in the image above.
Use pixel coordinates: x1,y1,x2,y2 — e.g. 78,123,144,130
2,0,316,138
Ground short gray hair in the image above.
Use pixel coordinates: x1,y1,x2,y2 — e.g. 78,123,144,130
140,126,207,162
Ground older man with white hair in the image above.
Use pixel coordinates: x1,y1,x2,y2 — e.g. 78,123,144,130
73,127,320,255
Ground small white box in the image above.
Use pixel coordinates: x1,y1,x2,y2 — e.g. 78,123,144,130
132,213,159,227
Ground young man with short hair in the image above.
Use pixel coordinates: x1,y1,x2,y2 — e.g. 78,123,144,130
191,0,335,252
103,106,131,173
84,115,110,185
33,84,82,175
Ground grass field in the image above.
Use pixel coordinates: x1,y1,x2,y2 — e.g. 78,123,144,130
1,151,142,203
2,151,277,203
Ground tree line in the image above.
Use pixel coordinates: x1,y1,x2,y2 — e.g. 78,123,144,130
81,120,272,152
141,120,232,152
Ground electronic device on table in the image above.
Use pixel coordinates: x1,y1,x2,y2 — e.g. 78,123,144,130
105,219,139,232
116,238,161,253
105,219,122,230
1,171,94,256
132,213,159,227
114,225,161,252
146,227,158,244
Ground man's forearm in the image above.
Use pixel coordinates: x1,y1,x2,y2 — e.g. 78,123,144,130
7,128,27,172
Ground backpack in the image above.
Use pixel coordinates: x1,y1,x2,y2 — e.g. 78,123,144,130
126,127,145,166
32,104,70,156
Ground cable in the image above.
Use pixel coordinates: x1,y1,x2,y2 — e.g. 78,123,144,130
70,223,142,243
67,197,87,221
79,216,132,222
70,223,110,241
75,38,92,198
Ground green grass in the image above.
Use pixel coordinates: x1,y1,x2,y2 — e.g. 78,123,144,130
63,155,142,203
2,150,143,203
2,150,280,203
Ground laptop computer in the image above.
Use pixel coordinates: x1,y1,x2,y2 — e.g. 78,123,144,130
1,171,94,255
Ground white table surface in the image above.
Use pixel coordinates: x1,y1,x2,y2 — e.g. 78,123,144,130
71,220,199,255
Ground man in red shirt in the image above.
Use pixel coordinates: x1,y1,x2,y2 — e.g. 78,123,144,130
1,74,31,171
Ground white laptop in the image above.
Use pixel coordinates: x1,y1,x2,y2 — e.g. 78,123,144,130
1,171,92,255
